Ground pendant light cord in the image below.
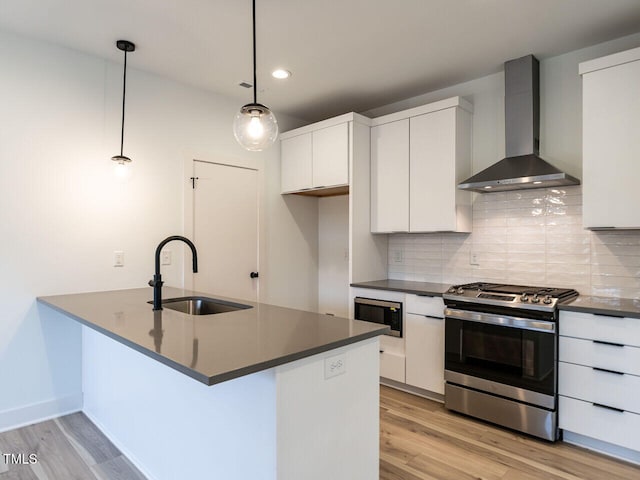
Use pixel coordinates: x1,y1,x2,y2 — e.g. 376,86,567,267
120,49,128,157
252,0,257,105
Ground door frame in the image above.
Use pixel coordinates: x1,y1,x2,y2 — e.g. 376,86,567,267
183,156,264,300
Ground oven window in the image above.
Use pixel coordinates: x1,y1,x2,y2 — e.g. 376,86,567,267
445,318,556,396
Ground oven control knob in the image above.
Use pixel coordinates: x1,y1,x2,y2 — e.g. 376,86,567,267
543,295,552,304
456,287,465,295
448,287,457,293
520,293,529,302
531,294,540,303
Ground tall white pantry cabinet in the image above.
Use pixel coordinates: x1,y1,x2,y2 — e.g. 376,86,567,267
581,46,640,229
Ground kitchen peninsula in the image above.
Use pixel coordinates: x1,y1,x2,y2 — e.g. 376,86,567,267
38,287,388,480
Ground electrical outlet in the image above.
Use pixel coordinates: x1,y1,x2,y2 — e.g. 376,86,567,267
470,251,479,266
324,353,346,379
392,250,404,263
161,250,172,265
113,251,124,267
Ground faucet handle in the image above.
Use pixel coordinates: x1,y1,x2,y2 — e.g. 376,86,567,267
148,279,155,287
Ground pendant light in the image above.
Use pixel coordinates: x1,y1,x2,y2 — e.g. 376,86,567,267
233,0,278,151
112,40,135,173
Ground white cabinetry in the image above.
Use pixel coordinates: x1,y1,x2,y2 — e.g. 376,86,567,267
559,310,640,453
405,295,445,394
281,117,350,194
580,46,640,229
281,133,312,192
370,97,473,233
370,119,410,232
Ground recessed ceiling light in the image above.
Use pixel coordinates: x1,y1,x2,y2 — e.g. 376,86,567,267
533,181,543,184
484,186,492,189
272,69,291,79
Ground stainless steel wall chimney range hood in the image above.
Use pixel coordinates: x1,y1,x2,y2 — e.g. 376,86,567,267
458,55,580,193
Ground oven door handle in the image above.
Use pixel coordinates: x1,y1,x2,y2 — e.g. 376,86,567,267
444,308,556,333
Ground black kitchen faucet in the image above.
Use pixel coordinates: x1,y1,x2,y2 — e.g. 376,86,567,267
149,236,198,310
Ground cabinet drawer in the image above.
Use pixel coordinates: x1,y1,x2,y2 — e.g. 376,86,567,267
405,294,444,317
559,362,640,414
559,336,640,376
559,396,640,452
380,350,405,383
559,311,640,347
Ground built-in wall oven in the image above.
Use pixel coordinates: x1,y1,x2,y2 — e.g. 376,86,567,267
443,283,577,441
354,297,402,337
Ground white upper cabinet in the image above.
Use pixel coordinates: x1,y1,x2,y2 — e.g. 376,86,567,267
281,132,313,193
312,123,349,188
370,119,410,232
580,46,640,229
370,97,473,233
281,115,354,195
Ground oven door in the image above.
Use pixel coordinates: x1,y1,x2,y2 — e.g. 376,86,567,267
444,307,557,405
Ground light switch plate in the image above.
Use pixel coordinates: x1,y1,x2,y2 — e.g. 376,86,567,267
113,251,124,267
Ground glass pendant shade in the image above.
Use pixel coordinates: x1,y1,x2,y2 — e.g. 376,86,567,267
233,103,278,151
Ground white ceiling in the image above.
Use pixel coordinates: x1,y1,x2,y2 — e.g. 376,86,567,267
2,0,640,122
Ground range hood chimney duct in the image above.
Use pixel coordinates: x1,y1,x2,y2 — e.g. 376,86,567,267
458,55,579,193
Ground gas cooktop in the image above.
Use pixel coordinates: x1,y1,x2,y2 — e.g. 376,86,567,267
443,282,578,311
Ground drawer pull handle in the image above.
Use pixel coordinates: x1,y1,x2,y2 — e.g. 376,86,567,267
380,350,384,354
593,313,625,318
593,340,625,348
423,315,444,320
592,367,624,376
592,403,624,413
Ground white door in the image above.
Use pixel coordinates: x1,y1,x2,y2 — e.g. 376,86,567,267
192,160,259,302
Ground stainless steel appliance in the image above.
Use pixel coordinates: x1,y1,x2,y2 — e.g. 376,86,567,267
354,297,402,337
458,55,579,192
443,282,578,441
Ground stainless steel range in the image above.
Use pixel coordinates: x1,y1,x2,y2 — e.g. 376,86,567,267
443,282,578,441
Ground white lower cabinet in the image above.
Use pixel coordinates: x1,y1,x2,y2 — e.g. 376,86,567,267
559,396,640,452
379,335,405,383
405,295,445,395
559,310,640,454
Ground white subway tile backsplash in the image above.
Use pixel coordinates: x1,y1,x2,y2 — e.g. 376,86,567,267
387,185,640,299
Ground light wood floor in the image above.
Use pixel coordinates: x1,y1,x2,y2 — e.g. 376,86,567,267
380,385,640,480
3,393,640,479
0,412,146,480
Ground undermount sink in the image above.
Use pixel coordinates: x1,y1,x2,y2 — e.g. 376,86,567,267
150,296,252,315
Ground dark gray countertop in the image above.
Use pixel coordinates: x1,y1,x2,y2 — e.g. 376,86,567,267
350,279,450,296
38,287,388,386
351,279,640,319
559,295,640,319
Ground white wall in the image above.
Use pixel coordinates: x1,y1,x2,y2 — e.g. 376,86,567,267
0,28,311,430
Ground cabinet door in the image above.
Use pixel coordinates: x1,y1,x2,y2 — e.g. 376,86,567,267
370,119,409,233
312,123,349,188
409,109,457,232
281,133,312,193
583,60,640,228
405,312,444,394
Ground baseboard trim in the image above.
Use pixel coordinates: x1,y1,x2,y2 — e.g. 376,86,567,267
380,378,444,403
0,393,83,434
563,431,640,466
83,408,159,480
